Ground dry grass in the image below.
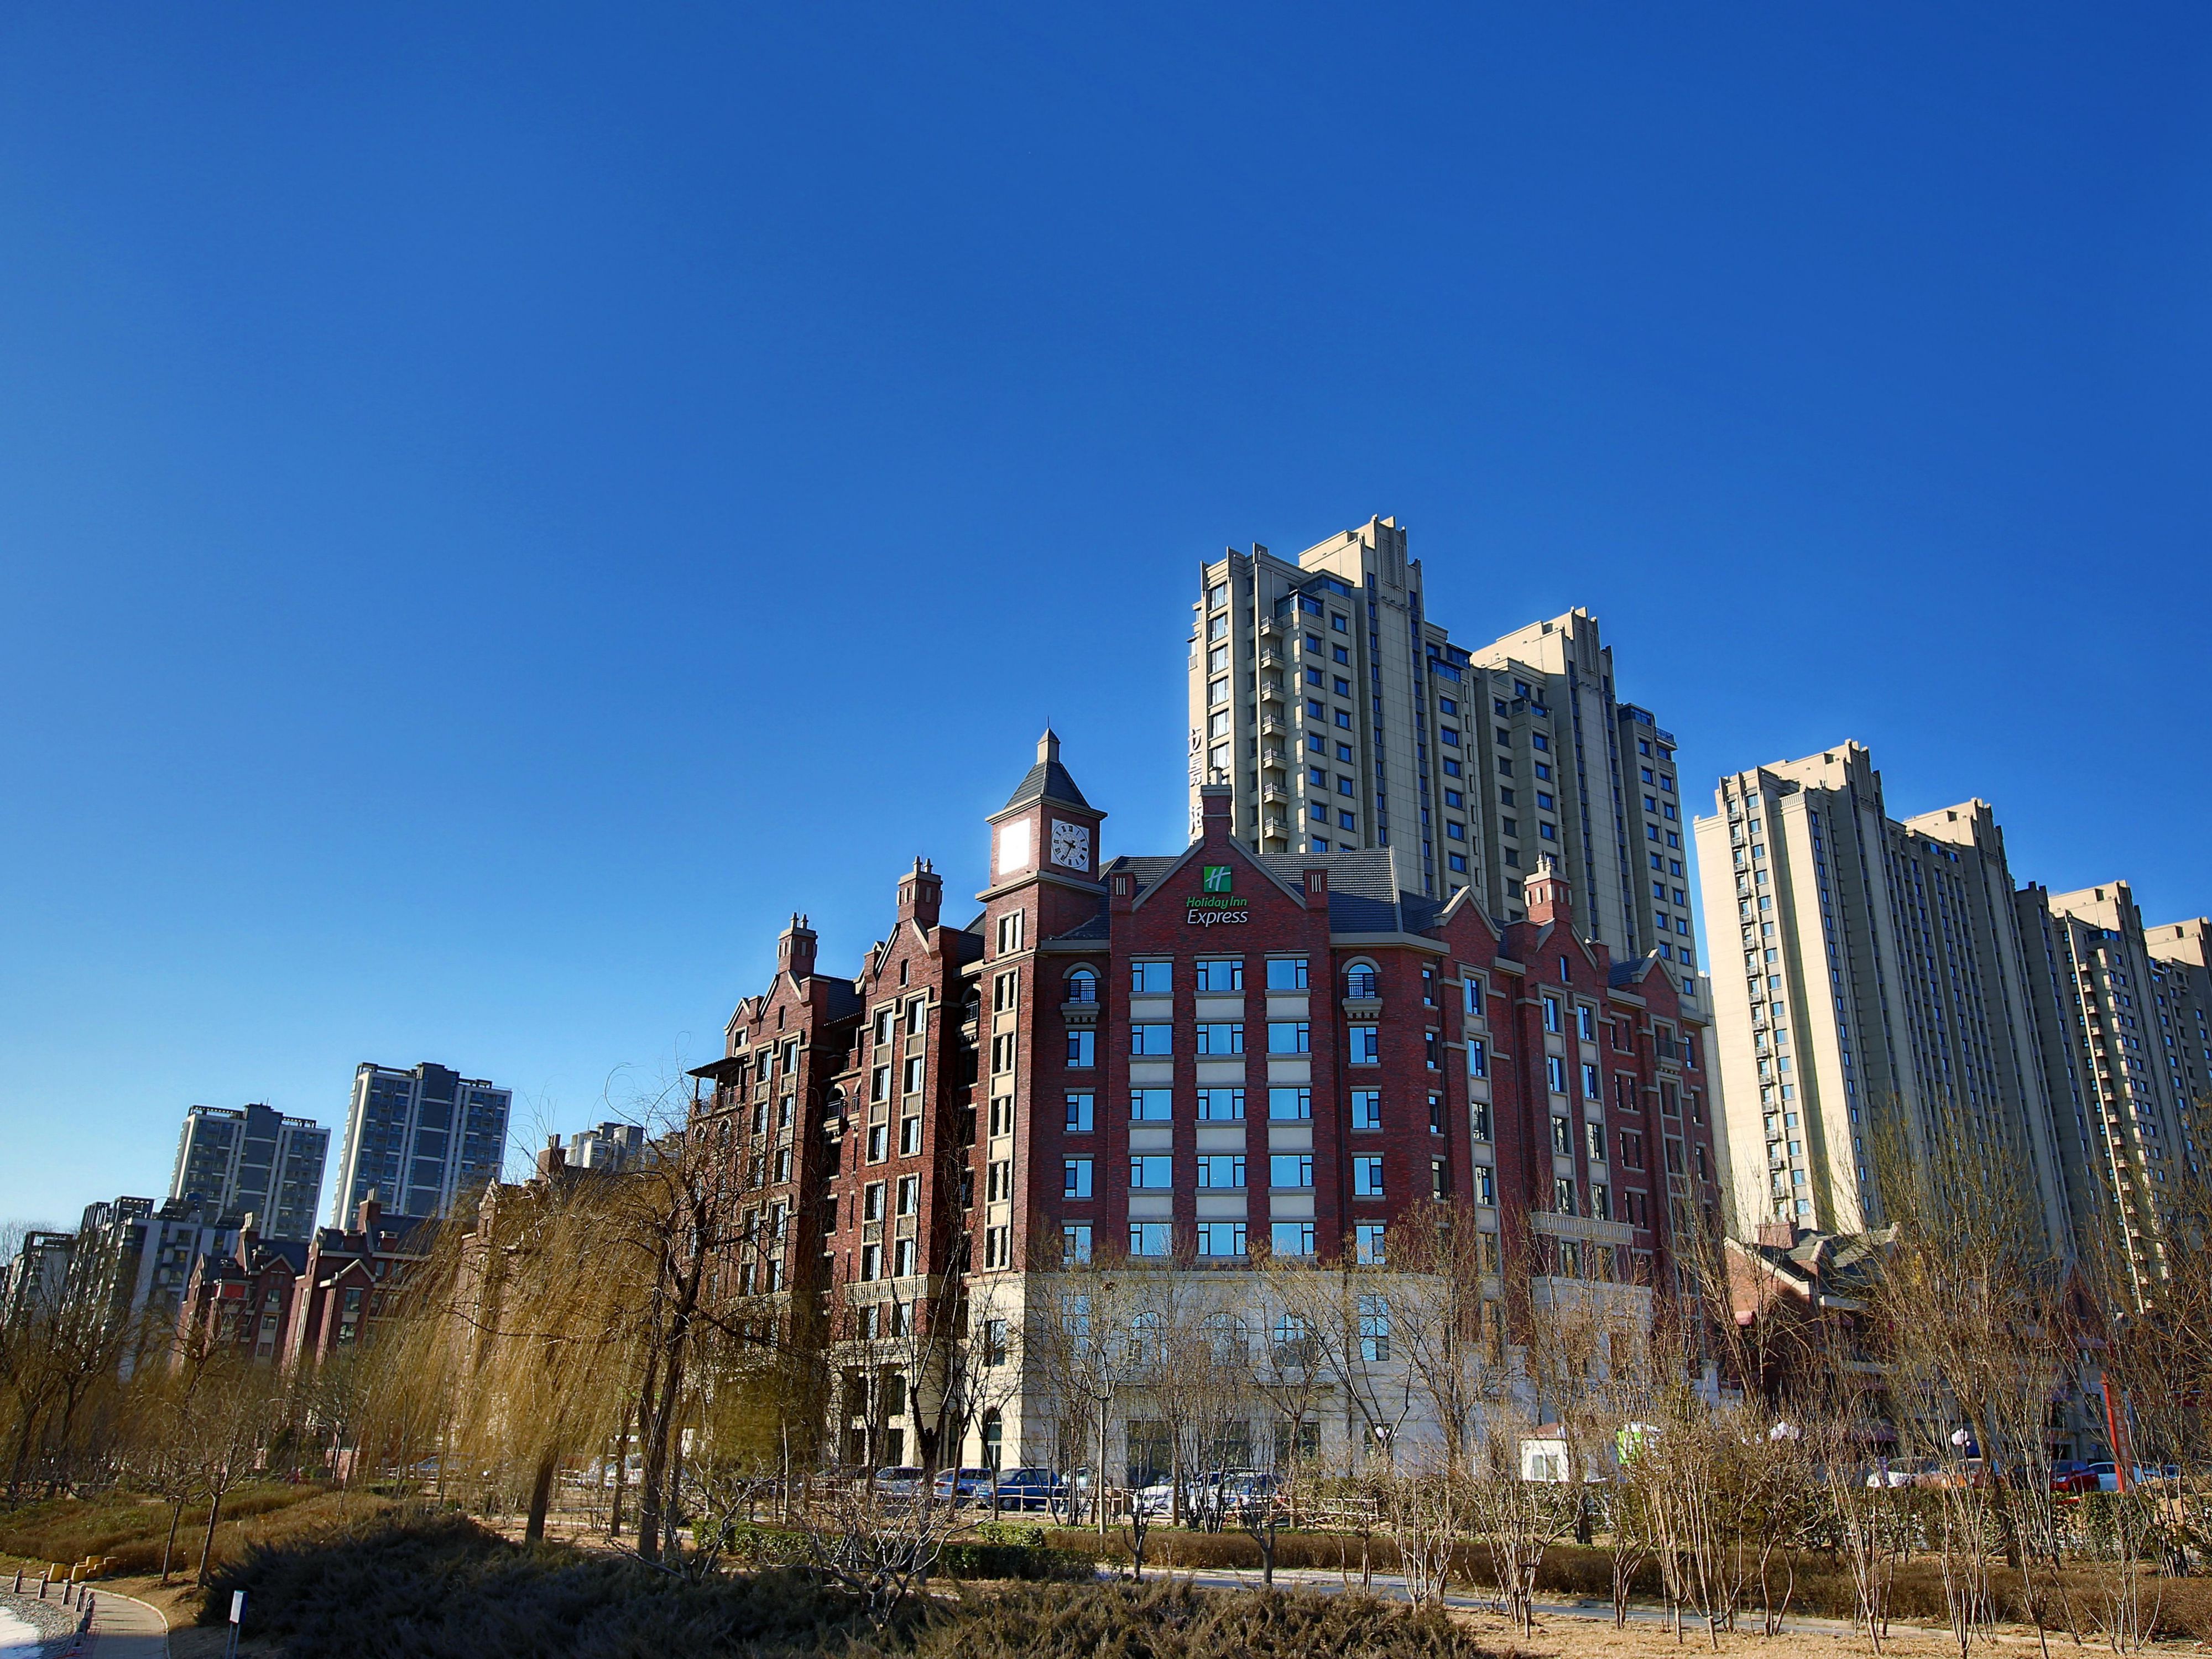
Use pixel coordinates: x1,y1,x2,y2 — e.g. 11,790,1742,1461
0,1484,390,1580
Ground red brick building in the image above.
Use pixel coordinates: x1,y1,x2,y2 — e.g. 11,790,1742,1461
692,734,1721,1473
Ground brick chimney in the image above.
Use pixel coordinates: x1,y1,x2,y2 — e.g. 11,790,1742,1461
1522,854,1573,929
777,912,817,979
898,857,943,928
1199,781,1232,839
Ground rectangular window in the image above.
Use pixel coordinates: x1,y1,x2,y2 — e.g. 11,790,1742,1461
1447,853,1468,873
896,1175,918,1215
1130,1088,1172,1121
864,1181,886,1222
1552,1115,1573,1155
1355,1223,1386,1265
1358,1293,1390,1361
1066,1030,1095,1068
1468,1039,1488,1078
1062,1223,1092,1264
1271,1220,1316,1258
1194,957,1244,992
1130,1022,1172,1056
1131,1155,1173,1188
1267,1021,1311,1053
899,1117,920,1156
1546,1055,1568,1093
893,1238,916,1277
1575,1005,1594,1041
1349,1025,1381,1065
1197,1087,1245,1120
1475,1166,1496,1206
1542,996,1563,1033
1197,1154,1246,1188
1353,1156,1384,1197
1266,957,1310,990
860,1243,881,1281
903,1056,925,1094
1352,1088,1382,1130
1065,1092,1094,1133
1590,1182,1611,1221
871,1065,891,1102
1582,1062,1601,1099
1270,1153,1315,1189
1130,960,1173,994
1195,1021,1244,1055
1554,1176,1577,1215
1197,1221,1247,1258
1470,1101,1493,1141
1268,1086,1312,1120
1130,1222,1171,1258
1064,1157,1093,1198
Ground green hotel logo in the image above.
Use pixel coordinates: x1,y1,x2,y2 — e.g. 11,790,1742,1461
1187,864,1248,926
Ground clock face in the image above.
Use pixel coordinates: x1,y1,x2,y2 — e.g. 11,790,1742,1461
997,819,1032,877
1050,819,1091,871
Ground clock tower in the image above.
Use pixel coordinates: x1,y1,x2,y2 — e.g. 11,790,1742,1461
983,729,1106,931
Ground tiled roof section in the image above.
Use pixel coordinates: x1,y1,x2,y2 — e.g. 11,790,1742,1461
817,979,863,1022
1002,757,1092,813
1100,847,1467,936
1609,958,1658,989
1049,905,1112,942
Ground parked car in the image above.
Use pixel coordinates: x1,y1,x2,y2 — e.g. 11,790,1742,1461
2088,1462,2181,1493
995,1467,1070,1512
1866,1457,1943,1489
932,1465,998,1503
1133,1478,1176,1518
2051,1460,2099,1494
1206,1472,1280,1524
872,1465,924,1499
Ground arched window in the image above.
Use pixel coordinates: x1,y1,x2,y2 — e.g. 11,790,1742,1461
1201,1312,1248,1368
1127,1310,1161,1367
1065,966,1099,1004
1344,958,1380,999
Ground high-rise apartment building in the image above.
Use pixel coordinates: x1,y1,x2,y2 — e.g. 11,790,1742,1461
2015,884,2210,1292
564,1120,646,1171
331,1062,511,1224
1186,517,1704,1009
169,1102,330,1240
1693,743,2074,1253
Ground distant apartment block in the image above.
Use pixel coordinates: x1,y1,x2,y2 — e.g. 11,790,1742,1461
62,1194,237,1375
2016,885,2210,1290
564,1120,645,1171
1187,517,1703,1006
169,1102,329,1239
0,1230,74,1327
1693,743,2074,1253
331,1061,511,1224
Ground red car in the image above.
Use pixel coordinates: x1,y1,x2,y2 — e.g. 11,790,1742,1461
2050,1461,2098,1494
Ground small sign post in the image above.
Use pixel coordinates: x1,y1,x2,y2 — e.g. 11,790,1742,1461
226,1590,246,1659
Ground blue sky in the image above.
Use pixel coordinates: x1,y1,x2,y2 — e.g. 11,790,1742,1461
2,4,2206,1229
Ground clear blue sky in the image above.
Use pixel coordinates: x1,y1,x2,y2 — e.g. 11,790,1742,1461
3,5,2206,1230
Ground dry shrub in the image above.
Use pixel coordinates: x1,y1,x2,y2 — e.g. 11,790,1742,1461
870,1578,1500,1659
203,1506,880,1659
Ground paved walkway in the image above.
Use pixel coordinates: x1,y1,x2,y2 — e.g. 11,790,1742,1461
81,1592,168,1659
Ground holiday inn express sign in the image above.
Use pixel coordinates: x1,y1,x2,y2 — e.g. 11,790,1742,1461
1186,865,1249,925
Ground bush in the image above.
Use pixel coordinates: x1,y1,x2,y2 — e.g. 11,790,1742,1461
868,1578,1499,1659
204,1507,882,1659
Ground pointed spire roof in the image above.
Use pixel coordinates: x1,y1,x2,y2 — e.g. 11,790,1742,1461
1000,728,1093,812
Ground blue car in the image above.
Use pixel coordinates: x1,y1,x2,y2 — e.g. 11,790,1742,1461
932,1465,997,1502
995,1467,1071,1512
